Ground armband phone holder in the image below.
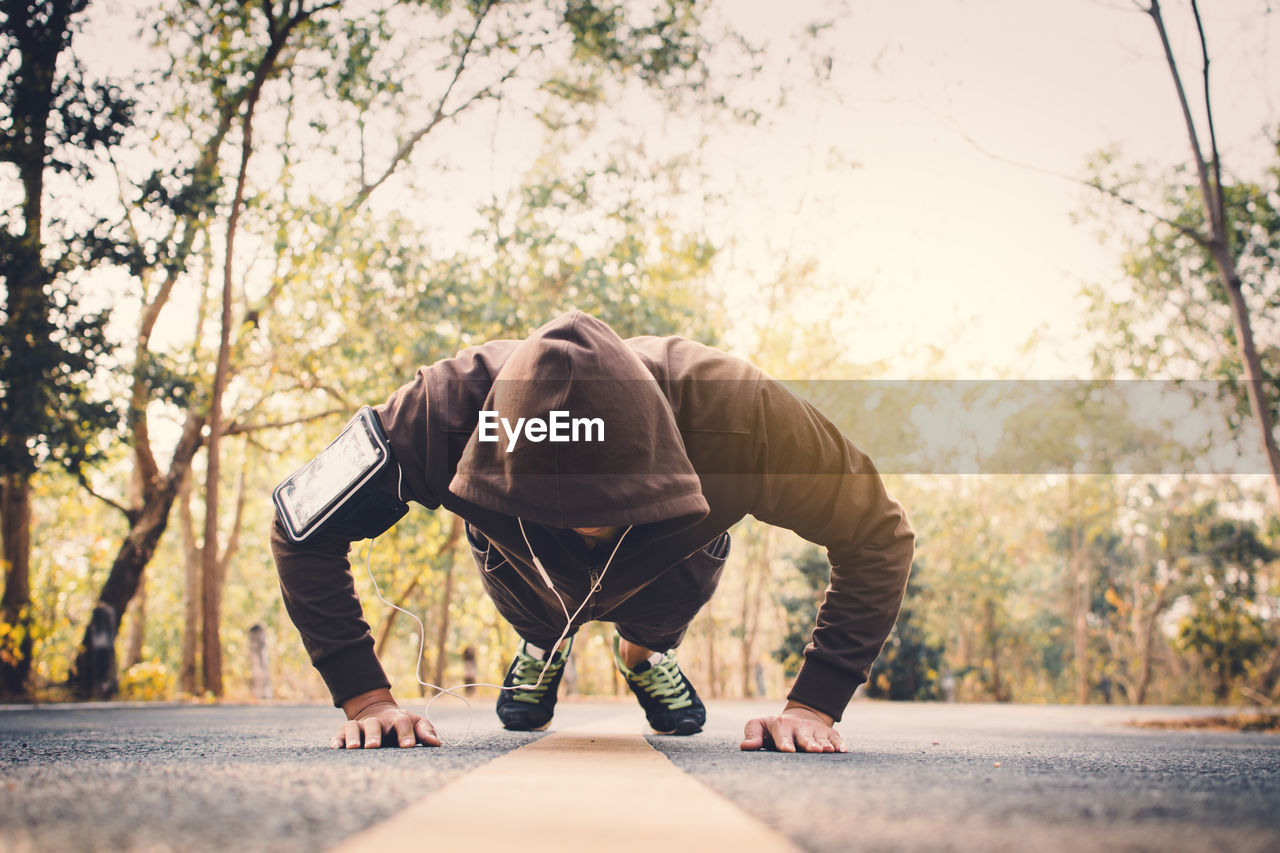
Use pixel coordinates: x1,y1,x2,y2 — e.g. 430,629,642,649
273,406,408,543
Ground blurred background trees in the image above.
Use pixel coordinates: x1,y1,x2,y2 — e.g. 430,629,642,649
1,0,130,696
1,0,1276,708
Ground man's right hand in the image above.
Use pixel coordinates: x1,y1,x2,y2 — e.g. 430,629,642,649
334,687,441,749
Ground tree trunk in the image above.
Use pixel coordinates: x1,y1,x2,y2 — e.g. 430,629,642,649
0,0,65,700
1214,663,1231,703
0,473,34,696
1250,643,1280,702
1218,266,1280,506
432,560,456,689
1146,0,1280,507
1073,541,1089,704
1134,582,1167,706
178,470,201,694
374,574,421,658
427,514,468,686
122,574,146,671
984,597,1005,702
1135,609,1154,706
71,412,206,696
201,12,292,699
738,526,773,698
1068,477,1090,704
248,623,272,700
200,266,234,698
432,516,464,688
200,177,241,700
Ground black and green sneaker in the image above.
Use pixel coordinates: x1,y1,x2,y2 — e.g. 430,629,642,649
496,639,572,732
613,635,705,735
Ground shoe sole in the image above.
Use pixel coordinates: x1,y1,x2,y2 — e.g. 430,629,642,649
499,719,552,732
650,719,703,736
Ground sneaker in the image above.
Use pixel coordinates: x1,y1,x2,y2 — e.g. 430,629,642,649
612,635,705,735
496,638,572,732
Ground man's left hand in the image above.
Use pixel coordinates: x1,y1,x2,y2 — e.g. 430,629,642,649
739,701,846,753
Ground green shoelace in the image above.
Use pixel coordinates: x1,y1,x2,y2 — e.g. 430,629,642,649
630,654,693,710
510,648,565,704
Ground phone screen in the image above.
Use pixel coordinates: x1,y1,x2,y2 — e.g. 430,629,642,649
276,412,385,540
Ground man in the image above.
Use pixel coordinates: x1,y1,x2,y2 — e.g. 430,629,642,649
271,311,913,753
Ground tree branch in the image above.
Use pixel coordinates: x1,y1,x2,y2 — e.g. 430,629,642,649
75,470,134,522
218,454,249,570
952,122,1212,249
346,0,498,211
129,401,163,494
296,0,341,26
1146,0,1220,241
1190,0,1228,250
1084,177,1211,249
221,407,347,436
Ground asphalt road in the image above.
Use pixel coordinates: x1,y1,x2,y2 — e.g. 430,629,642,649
659,701,1280,853
1,699,1277,852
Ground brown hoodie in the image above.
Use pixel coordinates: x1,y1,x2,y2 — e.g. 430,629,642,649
271,311,914,721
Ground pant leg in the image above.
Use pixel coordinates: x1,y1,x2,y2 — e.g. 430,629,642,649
465,521,569,650
607,531,731,652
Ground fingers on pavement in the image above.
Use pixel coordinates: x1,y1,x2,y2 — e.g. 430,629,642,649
361,717,382,749
340,720,363,750
740,716,847,754
739,718,765,751
394,716,416,748
415,717,441,747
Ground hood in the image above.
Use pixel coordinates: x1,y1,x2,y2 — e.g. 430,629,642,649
448,311,709,529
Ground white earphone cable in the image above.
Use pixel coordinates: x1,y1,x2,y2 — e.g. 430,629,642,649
362,516,633,746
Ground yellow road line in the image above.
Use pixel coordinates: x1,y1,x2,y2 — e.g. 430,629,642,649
334,713,800,852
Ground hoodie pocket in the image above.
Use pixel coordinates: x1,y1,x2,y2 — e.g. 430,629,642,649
464,521,506,573
702,530,731,561
466,525,562,642
607,531,731,638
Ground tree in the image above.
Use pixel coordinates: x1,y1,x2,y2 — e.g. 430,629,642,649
69,0,755,697
771,546,828,680
1172,503,1276,702
905,474,1065,703
67,0,330,697
1087,0,1279,507
863,558,944,702
0,0,129,697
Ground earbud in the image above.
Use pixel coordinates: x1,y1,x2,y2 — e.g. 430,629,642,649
533,556,557,591
517,518,564,593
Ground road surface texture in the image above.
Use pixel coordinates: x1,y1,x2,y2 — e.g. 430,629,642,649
1,699,1277,852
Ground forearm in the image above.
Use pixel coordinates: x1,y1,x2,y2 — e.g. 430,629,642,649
751,381,916,721
788,538,914,720
271,514,391,706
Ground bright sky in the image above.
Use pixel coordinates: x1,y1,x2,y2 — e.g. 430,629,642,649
703,0,1280,377
76,0,1280,382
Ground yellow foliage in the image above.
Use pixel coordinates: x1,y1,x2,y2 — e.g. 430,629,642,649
0,618,28,667
119,661,175,701
1104,586,1128,615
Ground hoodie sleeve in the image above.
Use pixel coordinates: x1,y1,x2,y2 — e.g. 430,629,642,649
748,379,915,722
270,370,437,707
270,517,390,706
